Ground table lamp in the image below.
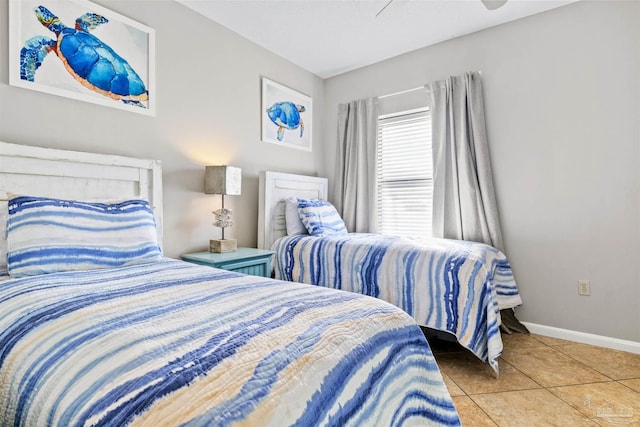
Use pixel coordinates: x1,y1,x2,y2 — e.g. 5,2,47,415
204,165,241,252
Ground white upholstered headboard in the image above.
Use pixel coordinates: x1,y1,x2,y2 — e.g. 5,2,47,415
0,141,163,246
258,171,328,250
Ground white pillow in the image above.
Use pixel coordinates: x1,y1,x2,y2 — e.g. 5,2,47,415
0,200,7,274
285,197,308,236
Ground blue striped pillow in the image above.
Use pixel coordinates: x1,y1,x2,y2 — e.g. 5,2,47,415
297,198,348,236
7,196,162,278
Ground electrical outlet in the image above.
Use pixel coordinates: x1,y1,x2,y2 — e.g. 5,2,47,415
578,280,591,296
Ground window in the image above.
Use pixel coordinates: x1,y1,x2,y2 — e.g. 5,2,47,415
376,108,432,241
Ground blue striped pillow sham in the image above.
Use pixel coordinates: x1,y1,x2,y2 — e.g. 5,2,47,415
7,196,162,278
297,198,348,236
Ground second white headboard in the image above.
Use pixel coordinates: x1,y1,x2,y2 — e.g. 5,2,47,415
258,171,328,250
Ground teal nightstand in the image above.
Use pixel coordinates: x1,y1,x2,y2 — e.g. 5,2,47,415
181,248,275,278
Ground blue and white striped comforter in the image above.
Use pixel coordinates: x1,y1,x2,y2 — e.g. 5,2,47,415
0,259,460,426
273,234,523,373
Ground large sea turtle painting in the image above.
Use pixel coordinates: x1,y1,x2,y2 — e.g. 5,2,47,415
266,102,306,141
19,5,149,108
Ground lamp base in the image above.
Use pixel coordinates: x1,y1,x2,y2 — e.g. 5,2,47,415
209,238,237,253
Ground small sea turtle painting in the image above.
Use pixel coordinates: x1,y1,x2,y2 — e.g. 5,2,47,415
19,5,148,108
266,102,305,141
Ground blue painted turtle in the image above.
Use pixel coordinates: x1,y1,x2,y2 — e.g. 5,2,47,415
266,102,305,141
20,6,148,108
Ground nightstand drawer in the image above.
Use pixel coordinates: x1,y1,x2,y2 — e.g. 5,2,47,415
181,248,275,278
216,259,270,277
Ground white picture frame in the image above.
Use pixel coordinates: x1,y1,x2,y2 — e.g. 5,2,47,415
9,0,156,116
261,77,312,152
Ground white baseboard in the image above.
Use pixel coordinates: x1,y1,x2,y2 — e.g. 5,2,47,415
521,322,640,355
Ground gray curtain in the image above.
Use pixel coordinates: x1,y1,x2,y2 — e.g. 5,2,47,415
427,71,505,252
334,98,378,233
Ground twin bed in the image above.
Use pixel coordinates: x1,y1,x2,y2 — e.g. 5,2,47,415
259,171,524,374
0,142,461,426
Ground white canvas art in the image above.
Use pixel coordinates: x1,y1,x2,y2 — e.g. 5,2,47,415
261,78,312,151
9,0,155,115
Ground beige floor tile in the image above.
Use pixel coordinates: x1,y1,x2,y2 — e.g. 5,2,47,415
549,381,640,426
452,396,497,426
553,343,640,380
442,373,466,397
532,334,576,346
436,351,541,395
620,378,640,393
501,347,610,387
501,333,548,350
470,389,600,426
443,334,640,426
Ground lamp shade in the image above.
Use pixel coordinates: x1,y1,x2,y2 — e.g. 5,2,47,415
204,166,241,195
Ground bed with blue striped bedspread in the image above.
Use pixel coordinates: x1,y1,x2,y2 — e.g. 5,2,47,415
272,233,523,374
0,258,460,426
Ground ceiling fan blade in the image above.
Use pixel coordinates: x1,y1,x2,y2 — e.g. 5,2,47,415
481,0,508,10
376,0,395,17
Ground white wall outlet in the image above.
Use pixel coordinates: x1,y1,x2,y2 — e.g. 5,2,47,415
578,280,591,296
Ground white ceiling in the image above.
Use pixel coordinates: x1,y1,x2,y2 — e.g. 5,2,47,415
177,0,576,79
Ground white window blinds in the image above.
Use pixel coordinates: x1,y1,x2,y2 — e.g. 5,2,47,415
376,108,433,240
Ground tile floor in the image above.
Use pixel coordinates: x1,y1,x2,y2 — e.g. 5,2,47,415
426,333,640,426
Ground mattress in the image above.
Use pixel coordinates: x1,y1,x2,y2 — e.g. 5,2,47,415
0,258,460,426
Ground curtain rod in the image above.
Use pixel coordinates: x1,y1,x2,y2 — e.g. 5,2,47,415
377,70,483,100
377,86,426,100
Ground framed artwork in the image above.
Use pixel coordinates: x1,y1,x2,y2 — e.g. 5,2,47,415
261,78,312,152
9,0,155,116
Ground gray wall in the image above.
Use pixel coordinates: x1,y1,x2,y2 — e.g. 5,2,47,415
323,1,640,342
0,0,324,257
